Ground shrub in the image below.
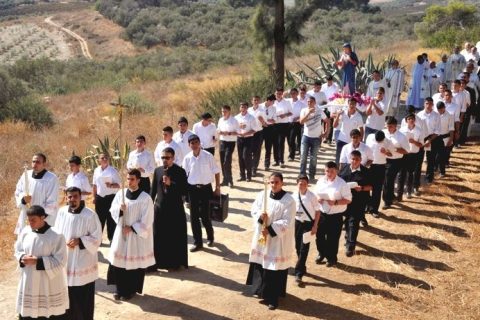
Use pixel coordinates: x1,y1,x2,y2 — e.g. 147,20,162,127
120,91,155,115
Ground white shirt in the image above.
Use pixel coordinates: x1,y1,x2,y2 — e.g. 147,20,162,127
263,105,277,125
92,165,121,197
127,149,156,176
366,134,394,165
336,110,364,143
66,171,92,200
314,175,352,214
439,111,455,144
248,105,267,132
445,101,461,122
154,140,183,167
287,99,307,122
292,190,320,222
383,129,410,159
306,90,328,106
235,112,256,137
417,110,441,136
432,92,445,107
366,79,387,98
453,90,469,113
300,106,327,138
339,142,373,166
365,100,386,130
400,114,427,140
217,116,239,142
274,99,293,124
173,129,194,161
400,125,424,153
192,121,217,149
53,205,102,286
320,83,339,100
182,150,220,185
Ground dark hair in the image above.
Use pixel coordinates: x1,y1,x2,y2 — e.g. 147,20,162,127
290,88,298,93
178,117,188,124
65,186,82,195
27,205,47,217
407,105,416,113
386,117,397,125
350,129,361,137
297,175,309,183
444,89,452,95
266,94,276,101
308,96,316,102
314,79,322,86
325,161,337,169
240,102,249,107
136,135,146,142
69,155,82,165
270,172,284,181
201,112,212,120
405,113,416,120
372,70,380,74
222,105,231,111
425,97,433,102
375,130,385,142
162,147,175,156
34,153,47,163
350,150,362,158
275,87,284,92
128,169,141,179
163,126,174,134
436,101,446,110
348,98,358,104
299,85,307,92
453,79,461,85
377,87,385,94
253,95,261,99
326,75,333,81
188,134,200,143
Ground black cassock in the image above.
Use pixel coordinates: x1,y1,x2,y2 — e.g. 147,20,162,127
150,164,189,269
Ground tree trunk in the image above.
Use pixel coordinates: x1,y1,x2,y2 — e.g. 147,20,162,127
273,0,285,89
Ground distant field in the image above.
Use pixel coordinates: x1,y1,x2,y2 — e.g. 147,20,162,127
0,23,71,64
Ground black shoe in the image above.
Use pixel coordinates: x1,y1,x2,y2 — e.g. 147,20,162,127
371,212,380,218
326,261,337,267
272,163,280,167
268,304,277,310
228,181,234,187
360,217,369,227
345,249,354,257
280,163,286,168
220,181,228,186
265,166,270,171
113,293,121,301
288,158,294,162
258,299,268,305
295,275,302,284
146,265,158,273
237,177,246,182
246,178,251,182
190,245,203,252
315,255,325,264
207,240,214,247
382,204,391,210
120,293,135,301
252,171,257,177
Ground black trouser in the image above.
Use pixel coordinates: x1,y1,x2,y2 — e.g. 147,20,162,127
344,201,367,251
383,157,404,205
95,194,116,242
204,147,215,156
413,148,424,189
316,212,343,263
251,130,263,173
426,138,443,181
459,109,471,144
335,140,347,165
188,184,214,246
237,136,253,179
67,281,95,320
275,123,290,164
263,125,277,168
368,164,386,213
219,140,235,184
20,315,67,320
437,142,448,175
398,153,418,195
139,177,151,194
288,122,302,160
295,219,313,277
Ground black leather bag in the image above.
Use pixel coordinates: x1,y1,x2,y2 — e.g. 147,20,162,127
209,193,229,222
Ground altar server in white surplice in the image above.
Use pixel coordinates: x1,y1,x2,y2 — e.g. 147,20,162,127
246,172,295,311
14,153,59,235
15,205,69,319
384,61,405,117
54,186,102,320
107,169,155,301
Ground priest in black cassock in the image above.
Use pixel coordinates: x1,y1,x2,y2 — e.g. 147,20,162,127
150,147,189,271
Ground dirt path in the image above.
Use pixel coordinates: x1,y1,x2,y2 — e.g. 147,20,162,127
44,16,93,60
1,142,479,319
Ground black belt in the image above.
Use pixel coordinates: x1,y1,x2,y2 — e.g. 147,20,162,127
438,133,450,139
189,183,211,189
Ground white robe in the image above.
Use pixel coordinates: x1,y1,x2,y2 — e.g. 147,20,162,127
14,170,59,234
249,190,296,271
366,79,387,99
436,61,452,84
448,54,466,82
15,227,69,318
384,68,405,116
108,189,155,269
53,205,102,286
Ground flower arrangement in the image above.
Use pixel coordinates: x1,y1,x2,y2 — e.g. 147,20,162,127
328,92,371,106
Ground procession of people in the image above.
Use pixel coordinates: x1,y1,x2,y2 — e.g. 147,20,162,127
12,41,480,317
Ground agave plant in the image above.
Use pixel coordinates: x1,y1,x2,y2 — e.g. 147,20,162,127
286,47,397,94
82,136,130,174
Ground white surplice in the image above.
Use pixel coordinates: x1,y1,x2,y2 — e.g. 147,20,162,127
108,190,155,269
14,170,59,234
249,190,296,271
15,226,69,318
54,205,102,286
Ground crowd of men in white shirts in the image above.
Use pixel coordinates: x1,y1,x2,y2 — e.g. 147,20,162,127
12,42,480,317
